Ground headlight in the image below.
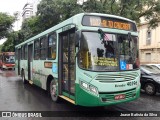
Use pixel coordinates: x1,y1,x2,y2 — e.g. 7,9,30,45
80,81,89,90
80,81,98,96
89,85,98,95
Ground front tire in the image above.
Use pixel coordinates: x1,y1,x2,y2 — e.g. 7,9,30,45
144,83,156,95
50,79,59,102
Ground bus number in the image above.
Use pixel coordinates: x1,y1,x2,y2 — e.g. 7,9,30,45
127,81,137,86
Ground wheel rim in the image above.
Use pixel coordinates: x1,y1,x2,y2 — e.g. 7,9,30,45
146,84,154,94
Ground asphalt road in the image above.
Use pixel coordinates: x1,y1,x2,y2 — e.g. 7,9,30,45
0,70,160,120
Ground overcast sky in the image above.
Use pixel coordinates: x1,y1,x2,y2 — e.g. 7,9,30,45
0,0,31,44
0,0,28,15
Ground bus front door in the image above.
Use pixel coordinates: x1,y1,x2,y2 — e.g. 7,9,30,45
18,48,21,75
59,28,76,99
28,44,33,81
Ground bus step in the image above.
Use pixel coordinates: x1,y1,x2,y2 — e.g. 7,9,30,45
59,95,75,104
29,80,33,84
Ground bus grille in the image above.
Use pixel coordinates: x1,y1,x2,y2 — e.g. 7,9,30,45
100,88,136,102
95,72,139,82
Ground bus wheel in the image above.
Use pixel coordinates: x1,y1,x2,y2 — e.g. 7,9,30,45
144,83,156,95
50,79,59,102
21,70,27,84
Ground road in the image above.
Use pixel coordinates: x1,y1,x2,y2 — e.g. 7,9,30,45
0,70,160,120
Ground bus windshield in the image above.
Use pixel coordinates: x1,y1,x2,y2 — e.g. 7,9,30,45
78,32,138,71
4,55,15,64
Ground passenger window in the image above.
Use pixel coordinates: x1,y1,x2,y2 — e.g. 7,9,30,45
48,33,57,59
34,40,40,60
40,37,47,59
24,45,28,60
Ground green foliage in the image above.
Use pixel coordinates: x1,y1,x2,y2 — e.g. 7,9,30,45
0,44,3,52
57,0,84,21
2,0,160,53
18,0,160,42
36,0,83,31
1,31,18,52
37,0,61,31
0,12,15,39
19,0,83,41
20,16,41,41
82,0,160,28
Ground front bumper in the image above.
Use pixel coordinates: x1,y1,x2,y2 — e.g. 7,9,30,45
76,84,140,106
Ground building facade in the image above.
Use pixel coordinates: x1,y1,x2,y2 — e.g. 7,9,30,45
22,0,41,21
138,22,160,64
22,3,34,21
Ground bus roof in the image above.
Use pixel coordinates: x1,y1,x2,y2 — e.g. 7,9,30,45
15,13,136,48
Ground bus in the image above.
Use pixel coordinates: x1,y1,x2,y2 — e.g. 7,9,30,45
15,13,140,106
0,52,15,70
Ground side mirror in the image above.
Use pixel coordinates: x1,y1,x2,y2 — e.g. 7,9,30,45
75,31,81,47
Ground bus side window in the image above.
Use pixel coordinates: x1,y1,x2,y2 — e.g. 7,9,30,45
21,46,23,60
24,45,28,60
48,32,57,59
40,37,47,59
34,40,40,60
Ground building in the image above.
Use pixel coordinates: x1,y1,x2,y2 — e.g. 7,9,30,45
138,20,160,64
22,0,41,21
22,2,34,21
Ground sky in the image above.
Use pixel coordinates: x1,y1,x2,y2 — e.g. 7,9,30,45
0,0,33,45
0,0,29,15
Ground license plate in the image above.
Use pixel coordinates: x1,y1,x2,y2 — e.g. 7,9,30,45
114,94,125,100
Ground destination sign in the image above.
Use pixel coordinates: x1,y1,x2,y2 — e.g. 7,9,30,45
82,15,137,31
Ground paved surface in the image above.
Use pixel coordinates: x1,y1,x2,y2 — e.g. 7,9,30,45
0,70,160,120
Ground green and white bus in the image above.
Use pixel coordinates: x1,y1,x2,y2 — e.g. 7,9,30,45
15,13,140,106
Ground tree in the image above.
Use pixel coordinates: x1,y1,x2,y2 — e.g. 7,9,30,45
82,0,160,28
1,31,18,52
18,0,160,41
0,44,3,52
0,12,15,39
37,0,83,31
58,0,84,21
20,16,41,41
37,0,61,31
19,0,83,40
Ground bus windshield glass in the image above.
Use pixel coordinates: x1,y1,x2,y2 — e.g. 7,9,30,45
4,55,15,64
118,34,138,70
78,32,138,71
